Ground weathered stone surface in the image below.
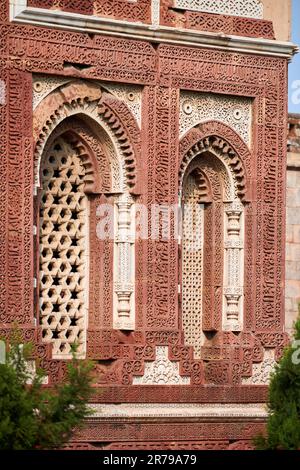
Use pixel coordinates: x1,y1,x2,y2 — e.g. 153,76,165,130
0,0,295,450
285,115,300,336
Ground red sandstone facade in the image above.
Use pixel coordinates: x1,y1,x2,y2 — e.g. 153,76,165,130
0,0,297,449
286,114,300,335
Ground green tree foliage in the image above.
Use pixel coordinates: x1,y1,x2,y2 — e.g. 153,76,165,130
0,332,94,450
255,318,300,450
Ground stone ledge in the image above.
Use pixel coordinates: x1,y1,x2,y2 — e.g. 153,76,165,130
88,403,268,419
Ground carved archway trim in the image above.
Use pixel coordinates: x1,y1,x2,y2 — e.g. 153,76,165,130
42,117,112,194
179,121,251,201
98,92,140,191
33,80,141,194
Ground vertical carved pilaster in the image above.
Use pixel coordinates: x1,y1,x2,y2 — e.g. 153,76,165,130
113,193,135,330
223,201,244,331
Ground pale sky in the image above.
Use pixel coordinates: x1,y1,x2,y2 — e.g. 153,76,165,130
289,0,300,113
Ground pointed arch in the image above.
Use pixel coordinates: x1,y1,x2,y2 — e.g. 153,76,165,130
34,80,140,358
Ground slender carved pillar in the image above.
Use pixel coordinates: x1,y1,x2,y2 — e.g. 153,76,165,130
113,193,135,330
223,201,244,331
151,0,160,26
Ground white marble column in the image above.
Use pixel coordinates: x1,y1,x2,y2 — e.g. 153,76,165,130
113,193,135,330
223,201,244,331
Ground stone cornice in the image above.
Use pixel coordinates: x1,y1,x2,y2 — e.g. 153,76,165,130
10,1,298,60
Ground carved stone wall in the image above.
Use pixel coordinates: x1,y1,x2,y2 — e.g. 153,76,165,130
27,0,264,21
34,78,141,346
173,0,263,19
0,0,290,449
28,0,152,23
133,346,191,385
22,0,276,39
161,0,274,39
32,75,143,129
179,91,252,146
180,137,245,359
181,172,205,358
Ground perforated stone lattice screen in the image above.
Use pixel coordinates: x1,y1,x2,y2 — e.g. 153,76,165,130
39,137,88,358
173,0,263,19
179,92,252,147
182,172,205,359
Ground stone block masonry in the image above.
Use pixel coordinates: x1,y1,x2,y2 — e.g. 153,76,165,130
286,114,300,335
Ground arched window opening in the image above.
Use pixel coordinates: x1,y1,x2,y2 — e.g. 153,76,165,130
39,136,89,359
181,148,245,359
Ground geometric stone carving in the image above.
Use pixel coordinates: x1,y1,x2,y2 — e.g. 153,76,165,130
89,403,268,418
33,75,142,129
0,79,5,106
98,129,124,193
33,80,139,193
102,82,142,129
133,347,190,385
98,98,138,191
39,137,89,359
33,75,142,130
180,139,245,343
179,134,247,201
0,0,291,450
182,12,274,40
173,0,263,19
223,201,244,332
34,79,139,342
33,81,103,188
151,0,161,25
182,172,205,358
180,91,252,147
33,74,71,110
242,349,277,385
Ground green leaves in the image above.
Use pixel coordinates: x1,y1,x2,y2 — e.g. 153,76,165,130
0,335,94,450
